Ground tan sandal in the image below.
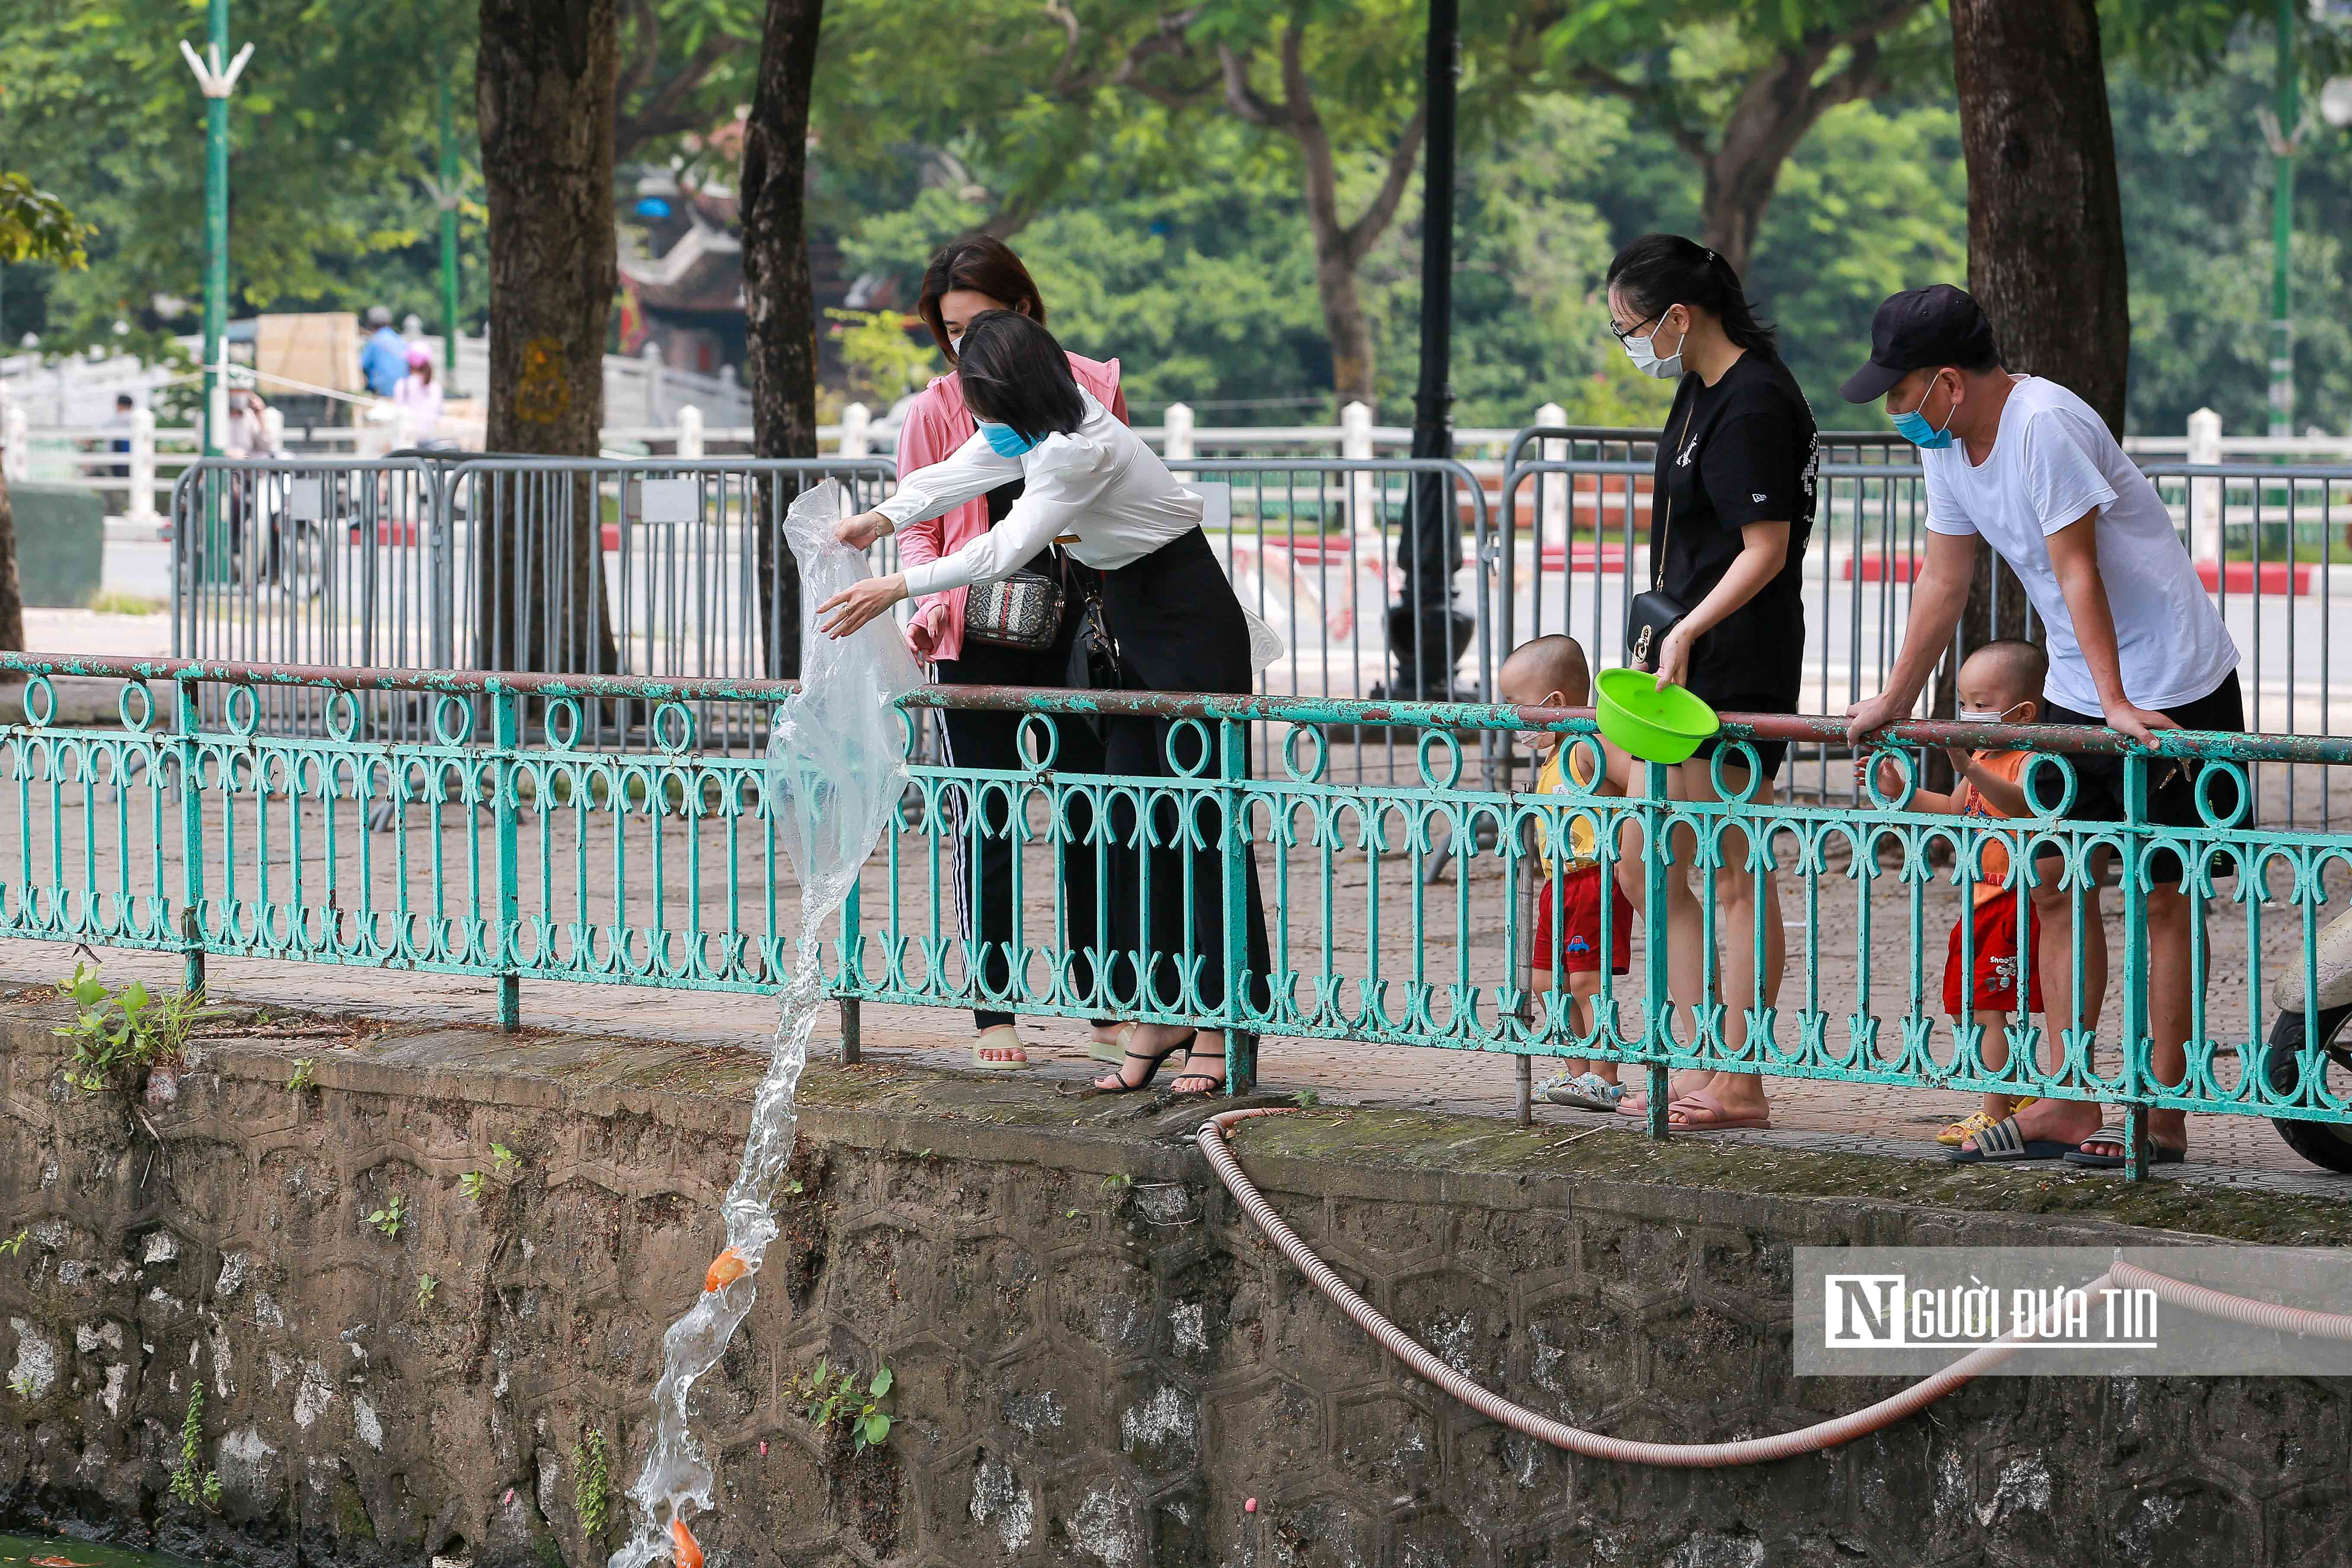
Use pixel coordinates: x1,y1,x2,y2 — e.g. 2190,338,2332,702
970,1025,1028,1071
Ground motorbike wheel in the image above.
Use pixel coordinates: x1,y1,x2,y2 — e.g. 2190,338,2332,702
2264,1004,2352,1172
281,520,328,601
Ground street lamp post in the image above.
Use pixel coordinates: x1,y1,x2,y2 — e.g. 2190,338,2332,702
437,39,462,392
1392,0,1469,700
179,3,252,458
2266,0,2299,438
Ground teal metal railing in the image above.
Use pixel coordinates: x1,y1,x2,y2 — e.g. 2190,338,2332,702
4,654,2349,1179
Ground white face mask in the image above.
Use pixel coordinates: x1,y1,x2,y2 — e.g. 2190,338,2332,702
1957,701,2024,725
947,332,963,356
1622,307,1684,380
1516,729,1553,754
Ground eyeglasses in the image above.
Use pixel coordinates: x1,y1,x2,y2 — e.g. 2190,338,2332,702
1608,311,1662,345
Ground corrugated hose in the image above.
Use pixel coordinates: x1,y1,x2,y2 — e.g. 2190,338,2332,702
1198,1107,2352,1468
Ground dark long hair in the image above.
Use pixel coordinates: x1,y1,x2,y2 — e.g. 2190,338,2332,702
917,234,1046,362
1605,234,1777,355
954,310,1086,443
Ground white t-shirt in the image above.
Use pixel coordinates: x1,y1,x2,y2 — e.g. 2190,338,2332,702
1922,376,2237,714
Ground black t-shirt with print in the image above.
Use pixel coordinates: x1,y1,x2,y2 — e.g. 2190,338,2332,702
1648,349,1820,711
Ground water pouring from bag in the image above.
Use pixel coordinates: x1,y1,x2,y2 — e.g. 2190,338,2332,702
607,480,920,1568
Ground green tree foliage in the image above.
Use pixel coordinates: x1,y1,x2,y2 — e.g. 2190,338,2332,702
617,0,765,160
2114,39,2352,435
2104,0,2351,83
1542,0,1950,273
0,173,93,266
816,0,1560,405
0,0,479,342
1744,96,1969,425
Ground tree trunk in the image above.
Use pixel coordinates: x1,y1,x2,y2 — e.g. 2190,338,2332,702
1697,75,1823,279
1951,0,2130,435
1691,29,1899,279
476,0,621,675
1309,232,1379,410
0,470,23,673
739,0,826,680
1274,27,1422,414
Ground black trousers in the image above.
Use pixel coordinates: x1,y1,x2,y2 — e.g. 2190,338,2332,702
1100,529,1273,1022
931,558,1107,1028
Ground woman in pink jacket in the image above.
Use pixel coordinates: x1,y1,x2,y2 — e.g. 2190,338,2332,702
898,236,1127,1072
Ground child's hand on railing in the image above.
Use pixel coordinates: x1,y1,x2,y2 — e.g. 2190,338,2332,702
1853,753,1907,802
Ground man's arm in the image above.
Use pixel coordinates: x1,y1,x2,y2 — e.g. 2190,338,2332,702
1845,528,1978,742
2043,512,2173,748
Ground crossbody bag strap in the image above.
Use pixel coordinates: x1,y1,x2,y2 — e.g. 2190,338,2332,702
1654,397,1699,593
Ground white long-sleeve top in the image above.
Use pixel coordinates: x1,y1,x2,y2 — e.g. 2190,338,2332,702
879,388,1204,596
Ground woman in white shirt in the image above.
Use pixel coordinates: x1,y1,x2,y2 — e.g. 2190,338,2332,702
819,310,1270,1097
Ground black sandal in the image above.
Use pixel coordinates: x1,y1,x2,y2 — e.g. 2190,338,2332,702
1065,1031,1197,1096
1168,1046,1226,1098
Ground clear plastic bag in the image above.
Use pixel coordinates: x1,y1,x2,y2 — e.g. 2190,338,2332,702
765,480,924,913
610,479,918,1568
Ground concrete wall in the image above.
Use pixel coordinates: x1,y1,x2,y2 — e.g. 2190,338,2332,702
0,1000,2346,1568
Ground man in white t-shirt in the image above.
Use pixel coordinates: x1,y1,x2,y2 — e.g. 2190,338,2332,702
1841,285,2243,1171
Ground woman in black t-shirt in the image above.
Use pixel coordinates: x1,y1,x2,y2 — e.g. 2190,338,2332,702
1603,234,1818,1134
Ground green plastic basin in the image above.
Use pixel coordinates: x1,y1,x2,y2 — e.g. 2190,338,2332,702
1594,667,1721,764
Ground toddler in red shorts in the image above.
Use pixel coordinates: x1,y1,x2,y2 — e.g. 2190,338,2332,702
1860,639,2048,1146
1500,636,1635,1113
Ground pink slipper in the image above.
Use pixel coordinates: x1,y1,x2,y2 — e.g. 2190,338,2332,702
1667,1098,1773,1132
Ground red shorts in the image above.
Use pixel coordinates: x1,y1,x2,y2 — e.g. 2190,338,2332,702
1532,864,1634,977
1942,896,2042,1017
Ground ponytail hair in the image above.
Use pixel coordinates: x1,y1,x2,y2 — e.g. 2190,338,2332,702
1605,234,1777,356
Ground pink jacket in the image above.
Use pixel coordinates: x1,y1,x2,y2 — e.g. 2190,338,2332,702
895,352,1128,664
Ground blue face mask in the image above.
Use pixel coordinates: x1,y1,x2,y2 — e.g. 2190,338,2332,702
1892,376,1957,449
977,420,1035,458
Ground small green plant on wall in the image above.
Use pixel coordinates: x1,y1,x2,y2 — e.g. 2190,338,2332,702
795,1358,896,1455
461,1138,525,1204
53,962,214,1091
570,1427,612,1536
170,1386,224,1511
365,1195,406,1239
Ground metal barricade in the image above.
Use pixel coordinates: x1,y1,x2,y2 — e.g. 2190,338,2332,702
441,457,897,751
169,457,446,740
167,453,1501,781
1165,456,1494,784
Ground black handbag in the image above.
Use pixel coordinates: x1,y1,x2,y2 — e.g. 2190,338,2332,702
1066,573,1126,694
1625,400,1699,673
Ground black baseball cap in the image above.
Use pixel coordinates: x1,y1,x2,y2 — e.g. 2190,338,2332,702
1839,285,2000,403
